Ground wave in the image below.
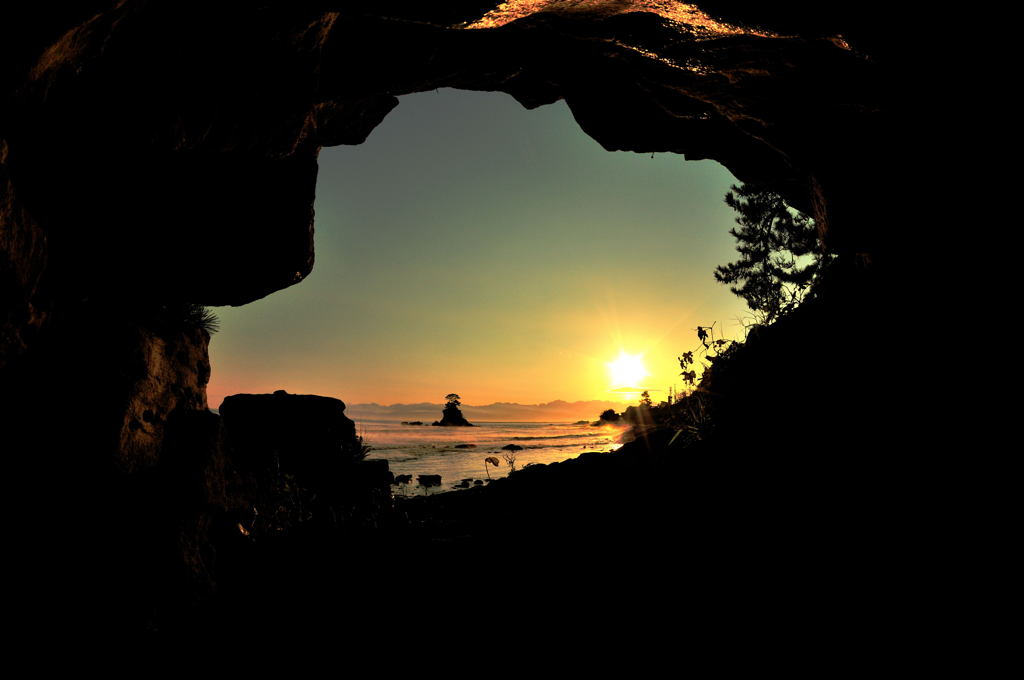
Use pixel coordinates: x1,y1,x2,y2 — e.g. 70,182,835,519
510,433,592,441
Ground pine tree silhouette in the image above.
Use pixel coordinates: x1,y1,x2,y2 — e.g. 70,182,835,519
715,184,829,325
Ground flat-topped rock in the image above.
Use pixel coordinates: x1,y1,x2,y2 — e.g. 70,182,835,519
219,389,363,479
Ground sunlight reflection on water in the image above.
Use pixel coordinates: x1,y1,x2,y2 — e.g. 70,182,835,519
360,420,627,494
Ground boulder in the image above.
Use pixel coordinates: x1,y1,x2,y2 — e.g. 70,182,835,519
219,390,362,483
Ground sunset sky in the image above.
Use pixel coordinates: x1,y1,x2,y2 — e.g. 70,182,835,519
207,88,748,407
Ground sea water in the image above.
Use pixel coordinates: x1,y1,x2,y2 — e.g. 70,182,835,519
357,420,627,494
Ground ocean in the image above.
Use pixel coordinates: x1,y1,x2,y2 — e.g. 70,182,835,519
355,419,627,494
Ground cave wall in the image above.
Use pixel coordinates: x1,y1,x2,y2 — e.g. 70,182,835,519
0,1,898,631
0,138,47,374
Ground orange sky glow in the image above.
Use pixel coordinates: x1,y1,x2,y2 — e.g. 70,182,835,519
206,89,749,409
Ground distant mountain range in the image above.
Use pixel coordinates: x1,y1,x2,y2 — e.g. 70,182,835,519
345,399,627,423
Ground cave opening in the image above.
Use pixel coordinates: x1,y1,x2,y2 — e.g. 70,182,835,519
1,1,908,637
207,86,759,486
209,88,749,411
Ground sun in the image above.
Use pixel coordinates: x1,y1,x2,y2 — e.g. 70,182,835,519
607,351,648,389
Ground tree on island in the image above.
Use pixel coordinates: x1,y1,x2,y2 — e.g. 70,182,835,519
432,392,474,427
715,183,832,325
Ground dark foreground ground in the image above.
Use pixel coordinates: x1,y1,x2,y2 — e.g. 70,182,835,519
166,426,926,649
179,276,934,644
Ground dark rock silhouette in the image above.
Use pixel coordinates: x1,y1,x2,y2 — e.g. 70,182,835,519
417,474,442,488
431,402,474,427
220,390,364,479
219,390,392,519
454,443,476,448
593,409,622,426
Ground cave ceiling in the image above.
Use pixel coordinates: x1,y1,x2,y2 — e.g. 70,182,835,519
1,1,891,307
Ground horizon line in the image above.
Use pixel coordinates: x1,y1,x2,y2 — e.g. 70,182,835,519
347,398,633,408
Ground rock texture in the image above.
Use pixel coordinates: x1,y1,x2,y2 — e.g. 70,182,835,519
2,304,230,630
118,325,211,471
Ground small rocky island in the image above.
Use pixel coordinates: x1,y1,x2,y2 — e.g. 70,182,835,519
432,393,474,427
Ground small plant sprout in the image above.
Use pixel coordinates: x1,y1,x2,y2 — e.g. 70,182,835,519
501,444,523,474
679,322,734,388
187,304,220,334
